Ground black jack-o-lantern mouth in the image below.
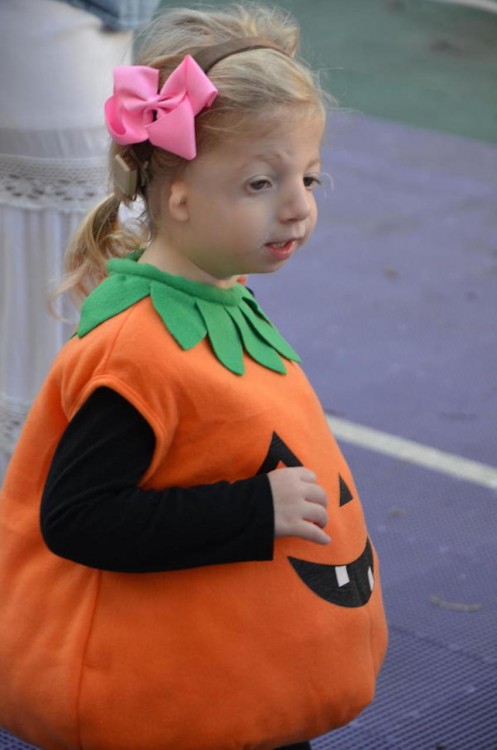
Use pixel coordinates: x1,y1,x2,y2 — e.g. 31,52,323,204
289,538,374,608
258,432,374,608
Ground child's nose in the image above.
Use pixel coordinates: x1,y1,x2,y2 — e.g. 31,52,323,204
279,184,312,223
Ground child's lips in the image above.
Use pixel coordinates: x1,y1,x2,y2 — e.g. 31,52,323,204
266,239,299,260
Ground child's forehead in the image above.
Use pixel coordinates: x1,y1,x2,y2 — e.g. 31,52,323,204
222,117,324,166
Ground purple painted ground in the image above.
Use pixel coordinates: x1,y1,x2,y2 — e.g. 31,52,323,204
252,114,497,467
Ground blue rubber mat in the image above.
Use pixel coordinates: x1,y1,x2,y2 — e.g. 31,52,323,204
0,732,36,750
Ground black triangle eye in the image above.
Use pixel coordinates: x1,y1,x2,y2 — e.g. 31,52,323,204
339,475,354,506
257,432,302,474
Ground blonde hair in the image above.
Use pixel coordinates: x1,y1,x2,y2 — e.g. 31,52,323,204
61,3,332,303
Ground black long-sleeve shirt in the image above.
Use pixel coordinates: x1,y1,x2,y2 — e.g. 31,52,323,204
41,387,274,573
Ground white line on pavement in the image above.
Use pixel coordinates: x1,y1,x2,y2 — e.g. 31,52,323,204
428,0,497,13
326,415,497,490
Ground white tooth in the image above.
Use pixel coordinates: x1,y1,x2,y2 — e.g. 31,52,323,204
368,567,374,591
335,565,350,587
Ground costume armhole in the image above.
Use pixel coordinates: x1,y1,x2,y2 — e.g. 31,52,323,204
71,375,172,484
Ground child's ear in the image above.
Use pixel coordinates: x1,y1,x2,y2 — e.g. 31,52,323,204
168,181,189,222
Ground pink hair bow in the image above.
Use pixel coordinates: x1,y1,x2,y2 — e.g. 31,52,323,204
104,55,218,160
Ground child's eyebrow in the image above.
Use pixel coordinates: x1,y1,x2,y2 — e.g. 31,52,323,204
239,153,322,170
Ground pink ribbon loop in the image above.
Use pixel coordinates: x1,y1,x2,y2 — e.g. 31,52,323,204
104,55,218,160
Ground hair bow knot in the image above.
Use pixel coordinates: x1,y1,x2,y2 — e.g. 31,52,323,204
104,56,218,160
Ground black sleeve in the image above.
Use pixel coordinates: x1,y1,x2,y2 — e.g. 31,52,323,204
40,387,274,573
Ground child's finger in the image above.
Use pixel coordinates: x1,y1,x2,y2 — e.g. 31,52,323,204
304,483,328,508
303,502,328,529
299,522,331,546
299,468,318,483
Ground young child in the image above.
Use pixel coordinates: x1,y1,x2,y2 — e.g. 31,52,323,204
0,5,387,750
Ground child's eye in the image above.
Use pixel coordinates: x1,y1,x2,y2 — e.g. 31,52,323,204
247,178,272,192
303,174,322,190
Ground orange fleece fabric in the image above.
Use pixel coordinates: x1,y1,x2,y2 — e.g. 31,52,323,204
0,294,387,750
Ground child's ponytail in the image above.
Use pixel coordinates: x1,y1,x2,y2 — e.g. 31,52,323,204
60,194,121,304
55,190,147,306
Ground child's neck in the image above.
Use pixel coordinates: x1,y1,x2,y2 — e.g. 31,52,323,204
138,241,239,289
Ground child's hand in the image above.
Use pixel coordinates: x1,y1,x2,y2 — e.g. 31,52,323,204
268,467,330,545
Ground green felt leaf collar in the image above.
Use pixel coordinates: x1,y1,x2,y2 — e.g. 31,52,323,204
77,254,300,375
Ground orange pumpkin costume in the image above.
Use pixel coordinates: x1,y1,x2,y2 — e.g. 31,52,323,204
0,256,387,750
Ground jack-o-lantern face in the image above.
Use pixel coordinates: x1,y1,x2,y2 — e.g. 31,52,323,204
258,432,374,608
